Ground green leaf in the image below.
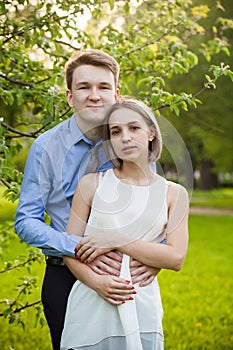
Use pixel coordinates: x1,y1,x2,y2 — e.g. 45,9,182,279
151,93,160,107
171,104,180,116
205,74,211,82
108,0,114,10
179,100,188,111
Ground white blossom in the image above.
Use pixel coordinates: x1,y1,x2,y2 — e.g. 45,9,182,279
47,85,60,95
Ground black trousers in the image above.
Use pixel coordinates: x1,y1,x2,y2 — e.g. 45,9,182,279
41,263,76,350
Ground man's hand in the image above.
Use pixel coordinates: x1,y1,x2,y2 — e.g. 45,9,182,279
87,251,122,277
130,259,161,287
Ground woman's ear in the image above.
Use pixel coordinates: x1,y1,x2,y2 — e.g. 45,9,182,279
149,125,156,141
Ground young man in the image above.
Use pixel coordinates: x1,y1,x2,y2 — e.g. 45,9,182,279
15,49,158,350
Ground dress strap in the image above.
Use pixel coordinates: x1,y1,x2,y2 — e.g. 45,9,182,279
98,171,105,187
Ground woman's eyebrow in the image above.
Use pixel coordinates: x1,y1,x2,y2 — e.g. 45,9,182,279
109,125,119,130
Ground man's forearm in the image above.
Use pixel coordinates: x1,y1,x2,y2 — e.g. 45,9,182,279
15,217,80,257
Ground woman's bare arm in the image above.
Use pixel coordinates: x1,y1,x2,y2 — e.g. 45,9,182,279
64,173,133,304
76,182,189,271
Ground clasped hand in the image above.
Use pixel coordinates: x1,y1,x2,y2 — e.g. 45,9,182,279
75,235,113,263
74,235,161,288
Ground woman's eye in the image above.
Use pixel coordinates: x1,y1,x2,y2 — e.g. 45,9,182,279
131,126,140,131
111,130,119,136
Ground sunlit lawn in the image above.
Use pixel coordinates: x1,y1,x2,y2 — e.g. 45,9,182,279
0,214,232,349
1,186,232,349
190,187,233,209
160,214,233,349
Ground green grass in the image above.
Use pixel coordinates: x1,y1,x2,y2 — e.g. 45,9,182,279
190,188,233,209
159,214,233,349
0,186,18,222
0,238,52,350
0,186,232,349
0,214,232,349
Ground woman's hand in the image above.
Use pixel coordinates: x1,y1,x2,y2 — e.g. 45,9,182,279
75,235,114,263
93,274,136,305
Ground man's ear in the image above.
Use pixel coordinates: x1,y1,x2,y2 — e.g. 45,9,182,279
149,125,156,141
114,88,120,101
66,89,74,107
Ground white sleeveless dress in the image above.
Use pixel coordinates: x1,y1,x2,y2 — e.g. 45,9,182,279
61,169,168,350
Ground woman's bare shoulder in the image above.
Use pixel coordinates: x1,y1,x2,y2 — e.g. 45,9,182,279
75,173,99,203
166,181,189,204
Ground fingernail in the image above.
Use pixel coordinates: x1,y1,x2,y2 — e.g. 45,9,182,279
132,291,137,294
121,301,125,304
128,297,134,300
125,280,130,284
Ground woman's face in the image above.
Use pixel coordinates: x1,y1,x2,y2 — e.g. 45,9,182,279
108,108,155,163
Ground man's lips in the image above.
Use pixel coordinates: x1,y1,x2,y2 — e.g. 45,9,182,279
86,105,104,108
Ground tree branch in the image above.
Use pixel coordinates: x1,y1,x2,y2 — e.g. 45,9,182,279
0,300,41,317
0,257,41,274
1,107,71,140
0,73,34,88
119,26,177,58
55,39,81,50
153,81,213,112
0,179,11,189
0,73,51,87
12,300,42,314
1,122,38,138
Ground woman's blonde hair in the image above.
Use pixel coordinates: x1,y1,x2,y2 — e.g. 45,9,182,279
102,97,163,168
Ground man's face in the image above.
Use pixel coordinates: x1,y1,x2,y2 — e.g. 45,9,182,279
66,65,119,129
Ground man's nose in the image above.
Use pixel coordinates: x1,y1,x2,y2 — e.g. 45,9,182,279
88,87,100,101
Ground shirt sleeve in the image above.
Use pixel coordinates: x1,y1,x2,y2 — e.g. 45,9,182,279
14,140,81,257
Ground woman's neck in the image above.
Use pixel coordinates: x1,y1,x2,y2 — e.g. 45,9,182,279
114,162,157,186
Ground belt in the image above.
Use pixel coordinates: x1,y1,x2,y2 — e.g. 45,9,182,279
46,256,66,266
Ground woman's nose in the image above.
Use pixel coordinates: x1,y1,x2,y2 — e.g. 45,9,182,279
122,129,132,142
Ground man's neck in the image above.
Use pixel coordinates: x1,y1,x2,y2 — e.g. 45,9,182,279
74,115,102,143
84,126,102,143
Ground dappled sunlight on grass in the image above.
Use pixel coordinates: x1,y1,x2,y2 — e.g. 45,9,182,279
0,189,233,349
190,188,233,209
159,215,233,349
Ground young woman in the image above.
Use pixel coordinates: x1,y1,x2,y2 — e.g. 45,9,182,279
61,98,189,350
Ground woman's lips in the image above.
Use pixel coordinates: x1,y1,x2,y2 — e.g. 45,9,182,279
122,146,137,153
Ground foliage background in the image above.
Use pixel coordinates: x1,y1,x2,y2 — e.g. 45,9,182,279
0,0,233,349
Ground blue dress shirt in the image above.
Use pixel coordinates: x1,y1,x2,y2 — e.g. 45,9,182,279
14,115,113,257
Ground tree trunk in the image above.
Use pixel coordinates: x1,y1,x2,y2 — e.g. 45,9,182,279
199,159,219,190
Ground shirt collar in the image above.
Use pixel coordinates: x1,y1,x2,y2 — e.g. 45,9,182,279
70,114,102,147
